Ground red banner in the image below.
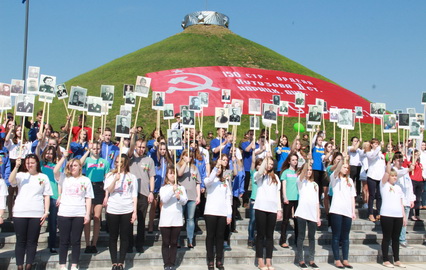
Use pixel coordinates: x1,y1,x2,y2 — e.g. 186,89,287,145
147,66,373,123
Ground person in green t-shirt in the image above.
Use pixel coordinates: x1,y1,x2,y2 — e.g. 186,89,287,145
80,141,110,254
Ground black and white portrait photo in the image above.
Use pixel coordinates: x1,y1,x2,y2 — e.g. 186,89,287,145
39,75,56,97
337,109,354,128
69,86,87,110
199,92,209,107
11,79,24,95
123,84,134,98
26,78,38,95
409,119,421,139
370,103,386,116
315,98,324,111
250,116,260,130
249,98,261,115
135,76,151,97
55,84,68,100
182,110,195,128
28,66,40,79
295,92,305,108
189,96,201,111
398,113,410,129
308,105,322,125
272,95,280,106
407,108,416,117
416,113,424,128
279,101,289,115
329,108,338,123
87,96,103,116
0,83,11,96
0,96,12,110
229,107,241,125
167,129,183,150
115,115,131,138
119,105,132,117
262,104,277,123
101,85,114,103
152,91,165,110
215,108,229,128
16,94,35,117
125,91,136,107
221,89,231,102
422,92,426,105
355,106,363,119
163,104,174,120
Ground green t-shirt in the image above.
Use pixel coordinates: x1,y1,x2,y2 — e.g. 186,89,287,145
250,169,258,200
83,157,110,182
280,168,299,201
41,161,59,200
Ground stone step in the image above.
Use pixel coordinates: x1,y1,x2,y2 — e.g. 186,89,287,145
1,244,426,269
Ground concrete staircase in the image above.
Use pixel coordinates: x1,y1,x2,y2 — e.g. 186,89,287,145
1,207,426,270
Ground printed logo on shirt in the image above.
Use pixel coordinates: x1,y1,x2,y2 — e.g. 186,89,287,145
44,164,55,170
88,163,104,169
315,149,324,154
287,173,298,178
115,178,131,194
65,182,86,196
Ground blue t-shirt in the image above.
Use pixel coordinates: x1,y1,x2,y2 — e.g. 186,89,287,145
275,146,291,172
312,146,325,171
241,140,259,172
210,138,231,161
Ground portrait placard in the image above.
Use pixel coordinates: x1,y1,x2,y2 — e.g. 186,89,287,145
87,96,103,116
115,115,131,138
249,98,261,115
28,66,40,79
0,96,12,110
163,104,174,120
0,83,11,97
38,75,56,97
398,113,410,129
189,96,201,112
180,105,189,113
182,110,195,128
100,85,114,104
11,79,24,96
294,92,305,108
231,99,244,111
135,76,151,97
229,107,241,126
329,108,339,123
416,113,424,128
308,104,322,125
250,116,260,130
26,78,38,95
221,89,231,102
215,107,229,128
279,101,289,115
370,103,386,117
262,103,277,125
167,129,183,150
272,95,280,106
101,101,109,116
409,118,421,139
16,94,35,117
123,84,134,98
383,114,397,133
407,108,416,117
119,105,132,117
198,92,209,108
38,95,53,104
125,91,136,107
68,86,87,111
152,91,165,110
422,92,426,105
355,106,363,119
55,84,68,100
337,109,354,129
306,115,314,132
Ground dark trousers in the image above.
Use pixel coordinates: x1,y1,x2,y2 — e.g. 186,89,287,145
280,200,298,245
129,193,148,250
367,177,382,216
330,213,352,261
13,217,42,266
242,171,251,205
313,170,324,202
58,216,84,265
47,198,58,249
204,215,226,263
255,210,277,259
107,212,132,264
160,227,181,267
296,217,317,263
380,216,403,262
350,166,362,196
412,180,423,216
231,196,241,231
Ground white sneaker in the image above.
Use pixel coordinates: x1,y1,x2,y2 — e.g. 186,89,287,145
71,267,78,270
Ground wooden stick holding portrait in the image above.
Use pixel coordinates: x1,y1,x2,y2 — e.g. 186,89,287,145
66,110,76,152
40,101,47,135
133,96,142,129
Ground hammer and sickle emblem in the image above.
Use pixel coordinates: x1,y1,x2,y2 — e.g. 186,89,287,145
166,73,220,94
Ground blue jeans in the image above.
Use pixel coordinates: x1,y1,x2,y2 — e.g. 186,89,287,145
182,200,196,244
48,198,59,249
399,206,410,244
330,213,352,261
248,199,256,242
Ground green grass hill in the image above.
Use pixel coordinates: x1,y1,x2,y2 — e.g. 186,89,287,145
39,25,388,143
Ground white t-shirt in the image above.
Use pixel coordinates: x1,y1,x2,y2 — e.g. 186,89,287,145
253,172,281,214
204,168,233,218
58,175,94,217
294,178,319,222
0,178,9,210
395,167,416,207
348,146,362,166
366,147,385,181
380,182,404,217
159,184,188,227
329,173,356,218
12,172,52,218
5,141,32,159
104,172,138,215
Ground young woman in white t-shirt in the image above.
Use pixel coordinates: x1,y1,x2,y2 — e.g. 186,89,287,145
159,165,188,270
9,155,52,270
294,162,321,270
0,176,7,225
54,152,94,270
254,154,282,270
104,154,138,270
380,161,407,268
329,154,356,269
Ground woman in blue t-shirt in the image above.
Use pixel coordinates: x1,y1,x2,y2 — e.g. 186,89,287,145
275,135,291,175
311,132,325,204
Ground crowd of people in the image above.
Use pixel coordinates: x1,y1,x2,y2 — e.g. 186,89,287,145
0,110,425,270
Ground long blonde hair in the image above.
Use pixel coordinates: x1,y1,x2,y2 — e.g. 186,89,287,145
64,158,83,177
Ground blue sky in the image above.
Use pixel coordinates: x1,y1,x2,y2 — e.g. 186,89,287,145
1,0,425,114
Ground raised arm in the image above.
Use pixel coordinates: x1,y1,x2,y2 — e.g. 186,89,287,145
8,158,21,186
54,152,69,181
298,162,309,182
